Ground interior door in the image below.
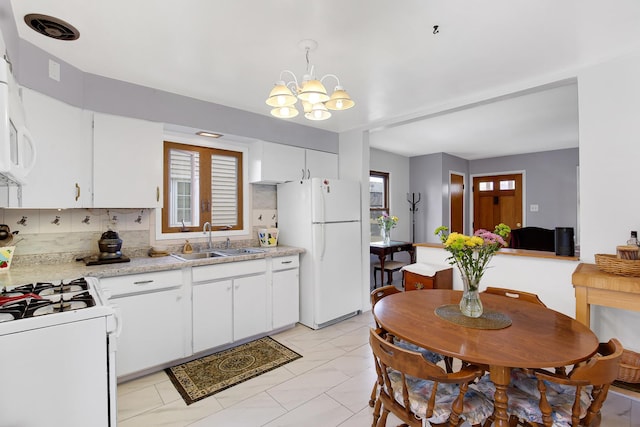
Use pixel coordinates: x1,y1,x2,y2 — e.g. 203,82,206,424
473,173,523,233
450,173,464,233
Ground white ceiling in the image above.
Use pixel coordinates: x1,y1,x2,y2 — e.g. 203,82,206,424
8,1,640,159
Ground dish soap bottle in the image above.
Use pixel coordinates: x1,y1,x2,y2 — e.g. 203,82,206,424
183,240,193,254
627,231,639,247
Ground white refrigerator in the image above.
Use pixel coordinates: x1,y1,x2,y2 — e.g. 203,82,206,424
277,178,362,329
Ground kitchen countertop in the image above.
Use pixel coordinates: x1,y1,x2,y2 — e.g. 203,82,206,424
0,246,304,287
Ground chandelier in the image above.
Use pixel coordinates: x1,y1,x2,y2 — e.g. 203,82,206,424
266,39,355,121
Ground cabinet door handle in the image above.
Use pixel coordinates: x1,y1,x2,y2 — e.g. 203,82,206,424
306,169,310,179
156,186,160,202
281,260,293,264
133,280,154,285
75,183,80,201
301,168,305,180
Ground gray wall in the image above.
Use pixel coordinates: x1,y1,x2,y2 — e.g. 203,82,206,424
370,148,411,242
470,148,578,231
407,148,579,243
409,153,444,243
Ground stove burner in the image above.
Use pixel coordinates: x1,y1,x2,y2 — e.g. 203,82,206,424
0,279,95,321
3,278,88,296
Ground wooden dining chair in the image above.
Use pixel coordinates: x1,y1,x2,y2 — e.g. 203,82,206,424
479,288,578,378
483,287,547,307
369,327,493,427
369,286,451,407
477,338,623,427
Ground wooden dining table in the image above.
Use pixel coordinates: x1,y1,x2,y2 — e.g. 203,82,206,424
373,289,599,427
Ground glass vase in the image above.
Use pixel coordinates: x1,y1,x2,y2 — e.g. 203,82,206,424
381,228,391,245
460,275,483,318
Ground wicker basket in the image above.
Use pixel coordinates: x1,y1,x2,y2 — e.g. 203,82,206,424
617,349,640,383
594,254,640,277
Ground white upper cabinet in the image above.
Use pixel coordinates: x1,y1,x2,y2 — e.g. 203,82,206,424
249,140,338,183
92,113,163,208
249,140,305,183
305,149,338,179
20,89,93,208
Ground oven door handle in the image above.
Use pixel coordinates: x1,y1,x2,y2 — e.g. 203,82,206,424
111,303,123,339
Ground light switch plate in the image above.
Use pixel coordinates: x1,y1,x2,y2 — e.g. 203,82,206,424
48,59,60,81
530,204,539,212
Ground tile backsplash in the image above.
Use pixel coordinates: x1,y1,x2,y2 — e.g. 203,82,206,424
1,184,278,265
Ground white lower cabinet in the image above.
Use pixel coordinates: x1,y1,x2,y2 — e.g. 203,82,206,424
233,274,269,340
102,255,299,378
271,256,300,329
192,279,233,352
192,259,268,354
101,270,188,378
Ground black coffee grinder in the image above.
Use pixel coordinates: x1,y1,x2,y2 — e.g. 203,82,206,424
98,230,123,260
82,230,130,266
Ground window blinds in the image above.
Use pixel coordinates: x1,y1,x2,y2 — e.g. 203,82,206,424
211,154,238,227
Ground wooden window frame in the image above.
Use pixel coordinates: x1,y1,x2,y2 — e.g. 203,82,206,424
162,140,244,234
370,171,390,238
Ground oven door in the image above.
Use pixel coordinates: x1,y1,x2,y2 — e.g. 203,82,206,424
0,317,112,426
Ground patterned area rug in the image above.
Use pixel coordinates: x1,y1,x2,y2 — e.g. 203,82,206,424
165,337,302,405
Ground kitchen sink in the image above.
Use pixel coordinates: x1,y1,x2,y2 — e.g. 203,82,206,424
211,247,266,256
171,247,265,261
171,252,227,261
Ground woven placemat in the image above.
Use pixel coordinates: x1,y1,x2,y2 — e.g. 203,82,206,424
435,304,512,330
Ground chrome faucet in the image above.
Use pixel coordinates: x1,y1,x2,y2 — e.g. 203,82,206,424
226,237,231,249
203,222,212,249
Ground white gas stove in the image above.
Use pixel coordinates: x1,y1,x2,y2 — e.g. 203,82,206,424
0,276,117,427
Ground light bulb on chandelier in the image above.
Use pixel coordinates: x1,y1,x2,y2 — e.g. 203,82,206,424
266,39,355,121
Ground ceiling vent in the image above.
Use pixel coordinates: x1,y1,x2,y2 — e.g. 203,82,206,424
24,14,80,41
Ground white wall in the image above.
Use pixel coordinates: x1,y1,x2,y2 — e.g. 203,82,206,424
577,49,640,351
339,130,370,314
416,246,579,317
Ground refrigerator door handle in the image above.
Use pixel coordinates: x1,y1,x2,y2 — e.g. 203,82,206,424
320,222,326,260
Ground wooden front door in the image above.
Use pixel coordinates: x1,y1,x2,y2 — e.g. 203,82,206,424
473,173,523,232
450,173,464,233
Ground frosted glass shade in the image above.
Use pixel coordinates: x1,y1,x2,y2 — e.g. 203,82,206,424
304,103,331,121
325,87,355,110
297,79,329,104
271,105,299,118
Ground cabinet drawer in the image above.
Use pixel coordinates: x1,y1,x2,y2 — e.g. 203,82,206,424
272,255,299,271
102,269,183,297
192,259,267,283
403,270,434,291
403,268,453,291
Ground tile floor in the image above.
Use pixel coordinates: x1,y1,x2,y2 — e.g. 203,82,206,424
118,311,640,427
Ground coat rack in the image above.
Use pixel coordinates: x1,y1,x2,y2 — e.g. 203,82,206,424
407,192,421,242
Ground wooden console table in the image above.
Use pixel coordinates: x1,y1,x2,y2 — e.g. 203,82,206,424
370,241,416,286
572,263,640,327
